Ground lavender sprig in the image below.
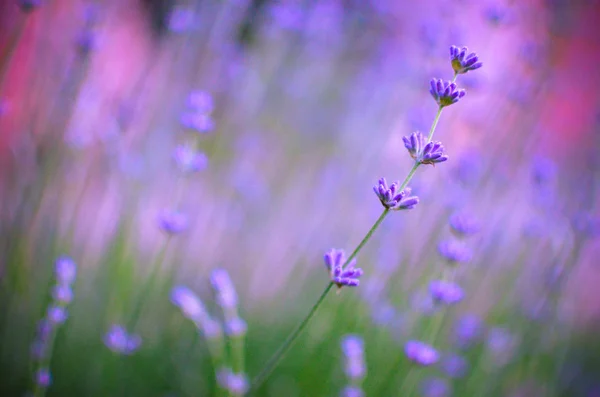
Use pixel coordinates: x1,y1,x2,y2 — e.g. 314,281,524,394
30,257,77,397
246,46,479,396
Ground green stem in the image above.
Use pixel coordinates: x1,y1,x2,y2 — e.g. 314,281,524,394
400,164,419,191
246,282,334,395
427,106,443,142
127,240,170,331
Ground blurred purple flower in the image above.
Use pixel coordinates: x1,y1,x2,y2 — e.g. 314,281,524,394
168,6,196,33
449,212,480,237
35,368,52,388
405,340,439,366
571,212,600,238
341,335,365,380
225,317,247,337
180,112,215,133
486,327,519,367
340,386,364,397
531,156,557,186
430,79,466,107
173,145,208,173
158,209,188,235
450,46,483,75
402,132,448,165
429,280,464,305
187,91,214,114
420,377,450,397
440,353,469,378
373,178,419,211
52,285,73,304
171,286,208,324
324,249,363,288
19,0,41,13
217,368,249,395
55,256,77,286
453,314,484,349
104,325,141,355
210,268,238,309
202,318,224,340
47,306,68,325
437,240,473,264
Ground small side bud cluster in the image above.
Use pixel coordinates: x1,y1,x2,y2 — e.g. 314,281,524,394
450,46,483,74
449,212,480,238
402,131,448,166
438,240,473,265
430,79,466,107
104,325,142,355
29,257,78,391
324,249,363,288
373,178,419,211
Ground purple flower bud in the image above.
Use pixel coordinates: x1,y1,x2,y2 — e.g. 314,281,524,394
440,353,469,378
429,280,464,305
104,325,141,355
452,314,484,349
373,178,419,211
47,306,68,325
30,340,47,360
341,386,364,397
217,368,249,395
420,377,450,397
202,318,224,340
210,268,238,309
158,209,188,235
52,285,73,304
225,317,247,337
171,286,208,323
430,78,466,107
405,340,439,366
35,368,52,388
173,145,208,173
437,240,472,264
180,112,215,133
324,249,363,288
449,212,480,237
486,327,519,367
55,256,77,285
187,91,214,114
450,46,483,74
341,335,365,380
402,132,448,165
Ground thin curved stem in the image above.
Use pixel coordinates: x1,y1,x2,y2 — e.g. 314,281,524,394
246,282,334,395
427,106,443,142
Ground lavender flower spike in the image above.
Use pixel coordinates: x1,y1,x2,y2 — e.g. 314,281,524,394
373,178,419,210
450,45,483,74
429,280,464,305
210,268,238,309
403,132,448,165
438,240,473,264
430,78,466,107
405,340,440,366
324,248,363,288
173,144,208,173
171,286,209,324
158,209,188,235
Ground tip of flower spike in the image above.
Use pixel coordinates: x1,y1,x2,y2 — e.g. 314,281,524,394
450,45,483,74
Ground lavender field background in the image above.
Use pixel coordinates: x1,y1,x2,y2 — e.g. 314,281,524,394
1,0,600,396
